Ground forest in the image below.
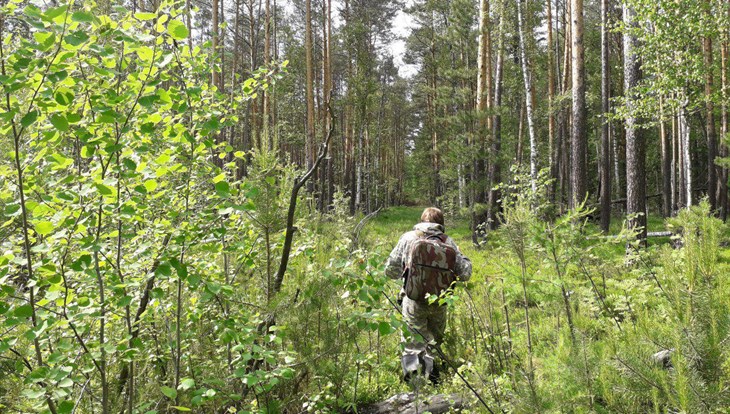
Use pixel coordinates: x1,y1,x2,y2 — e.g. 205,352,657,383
2,0,730,412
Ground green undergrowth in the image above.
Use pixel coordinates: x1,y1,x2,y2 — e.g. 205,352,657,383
354,191,730,412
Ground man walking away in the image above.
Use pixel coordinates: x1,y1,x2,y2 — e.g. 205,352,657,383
385,207,472,383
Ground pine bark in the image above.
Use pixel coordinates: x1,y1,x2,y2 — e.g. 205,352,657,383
624,3,647,244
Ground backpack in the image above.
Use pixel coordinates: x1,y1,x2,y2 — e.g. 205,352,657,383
404,233,457,301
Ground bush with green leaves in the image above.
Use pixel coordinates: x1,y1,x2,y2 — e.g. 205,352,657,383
0,2,291,413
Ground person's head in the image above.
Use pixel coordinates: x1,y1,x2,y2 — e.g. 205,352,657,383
420,207,444,227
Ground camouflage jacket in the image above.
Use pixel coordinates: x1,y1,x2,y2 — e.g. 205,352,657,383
385,222,472,281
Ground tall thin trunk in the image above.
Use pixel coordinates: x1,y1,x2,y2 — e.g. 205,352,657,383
488,0,505,230
305,0,315,191
219,0,225,91
212,0,220,87
672,102,678,211
263,0,272,150
680,100,692,207
517,0,538,192
249,0,260,151
600,0,611,231
571,0,588,208
560,1,572,207
704,31,718,212
660,98,672,217
548,0,558,200
325,0,333,207
185,0,192,50
721,7,729,220
517,98,526,167
477,0,493,201
624,3,647,245
429,14,440,199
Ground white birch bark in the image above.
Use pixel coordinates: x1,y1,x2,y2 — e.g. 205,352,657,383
517,0,538,192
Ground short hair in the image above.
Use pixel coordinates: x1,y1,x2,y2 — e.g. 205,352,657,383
421,207,444,226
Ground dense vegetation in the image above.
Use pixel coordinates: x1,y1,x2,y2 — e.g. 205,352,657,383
3,0,730,413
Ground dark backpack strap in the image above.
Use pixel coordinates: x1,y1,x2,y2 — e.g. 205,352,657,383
426,233,447,243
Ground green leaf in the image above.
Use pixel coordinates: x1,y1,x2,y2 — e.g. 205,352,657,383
138,94,158,107
71,11,94,22
21,110,39,127
167,19,189,40
22,388,45,399
215,181,230,198
65,31,89,47
54,87,74,106
33,32,56,51
143,179,158,192
95,184,114,196
45,5,68,20
134,12,157,21
57,400,74,414
14,304,33,318
47,70,68,83
80,145,94,158
35,221,54,236
378,321,395,336
50,114,69,131
155,262,172,277
5,203,21,217
117,296,133,307
179,378,195,391
161,386,177,399
171,407,191,412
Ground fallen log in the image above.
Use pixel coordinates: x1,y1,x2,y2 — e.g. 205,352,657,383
595,231,674,240
358,392,466,414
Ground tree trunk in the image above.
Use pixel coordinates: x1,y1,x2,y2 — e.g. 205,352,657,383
680,100,692,208
660,98,672,217
571,0,588,208
487,0,505,230
476,0,493,202
305,0,315,191
263,0,272,150
672,103,678,211
624,3,647,245
705,32,718,212
548,0,558,201
212,0,220,88
249,0,259,152
517,0,538,192
721,13,729,220
560,1,572,207
600,0,611,231
429,14,440,200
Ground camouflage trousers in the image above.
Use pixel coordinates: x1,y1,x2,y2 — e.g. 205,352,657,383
400,296,446,378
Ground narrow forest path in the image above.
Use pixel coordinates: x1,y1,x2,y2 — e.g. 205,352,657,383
356,207,500,412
